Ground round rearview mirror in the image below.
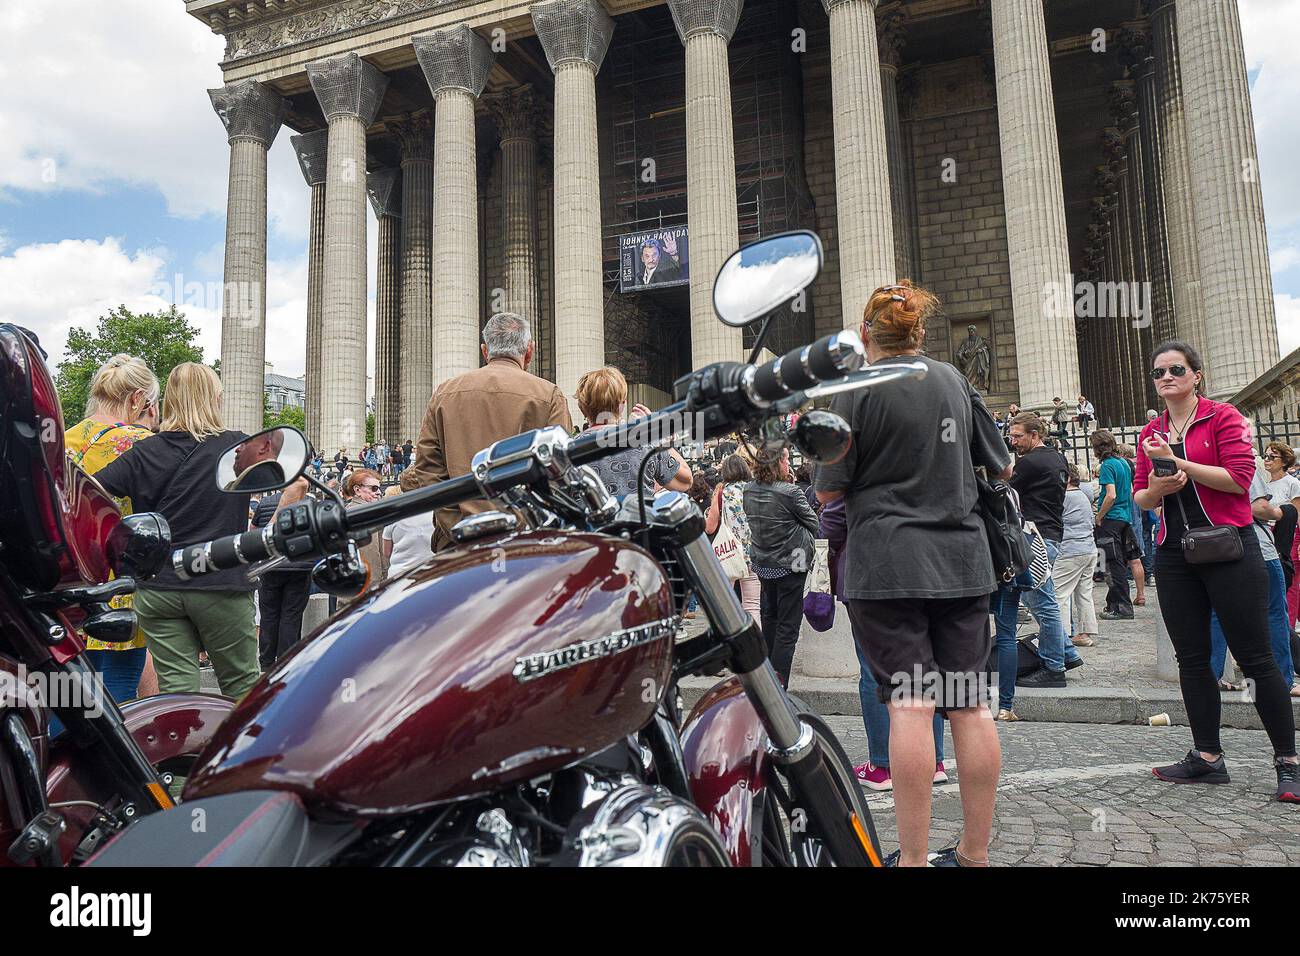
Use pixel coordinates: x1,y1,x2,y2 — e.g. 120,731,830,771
712,231,823,327
793,410,852,466
215,426,310,494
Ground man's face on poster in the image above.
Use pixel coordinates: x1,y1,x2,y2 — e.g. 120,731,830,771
641,242,660,270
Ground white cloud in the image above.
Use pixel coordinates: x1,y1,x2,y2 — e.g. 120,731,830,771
0,236,339,383
0,0,309,241
1276,293,1300,357
1241,0,1300,234
1272,245,1300,275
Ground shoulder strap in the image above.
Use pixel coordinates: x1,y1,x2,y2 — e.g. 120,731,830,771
72,422,127,465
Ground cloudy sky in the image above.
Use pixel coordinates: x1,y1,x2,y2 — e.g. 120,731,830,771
0,0,1297,387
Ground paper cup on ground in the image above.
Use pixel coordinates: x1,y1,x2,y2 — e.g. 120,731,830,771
1148,713,1171,727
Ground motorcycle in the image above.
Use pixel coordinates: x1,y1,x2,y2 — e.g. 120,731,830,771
0,324,237,867
88,231,928,867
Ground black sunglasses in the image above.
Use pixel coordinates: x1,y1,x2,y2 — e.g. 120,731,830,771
1150,364,1190,381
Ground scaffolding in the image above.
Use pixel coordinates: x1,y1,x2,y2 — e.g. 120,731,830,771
597,0,816,391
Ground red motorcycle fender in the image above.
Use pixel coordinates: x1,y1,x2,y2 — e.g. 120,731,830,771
41,693,235,864
679,676,769,868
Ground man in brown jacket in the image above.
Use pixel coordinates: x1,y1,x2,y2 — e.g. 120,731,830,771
400,312,572,548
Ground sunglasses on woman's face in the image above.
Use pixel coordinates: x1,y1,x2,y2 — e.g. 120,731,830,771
360,483,381,492
1264,455,1282,462
1149,364,1189,381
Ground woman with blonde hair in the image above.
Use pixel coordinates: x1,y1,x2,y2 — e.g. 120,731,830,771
575,366,691,500
96,362,260,699
64,354,160,702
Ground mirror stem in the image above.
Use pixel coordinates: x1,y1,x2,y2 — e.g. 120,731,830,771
305,471,346,510
745,314,775,367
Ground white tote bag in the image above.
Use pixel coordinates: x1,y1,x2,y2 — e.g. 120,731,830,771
711,509,749,583
804,539,832,597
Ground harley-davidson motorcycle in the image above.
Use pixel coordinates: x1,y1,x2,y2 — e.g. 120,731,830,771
0,324,237,867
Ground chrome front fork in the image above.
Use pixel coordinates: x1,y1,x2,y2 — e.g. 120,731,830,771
673,526,808,756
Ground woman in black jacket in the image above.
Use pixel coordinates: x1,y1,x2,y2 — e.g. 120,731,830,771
743,446,820,685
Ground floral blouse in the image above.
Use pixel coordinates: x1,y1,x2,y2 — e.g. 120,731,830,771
719,481,754,572
64,419,153,651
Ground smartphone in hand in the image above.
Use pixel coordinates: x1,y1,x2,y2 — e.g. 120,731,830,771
1152,457,1178,477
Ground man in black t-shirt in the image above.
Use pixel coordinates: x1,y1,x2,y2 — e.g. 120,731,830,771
1003,412,1083,688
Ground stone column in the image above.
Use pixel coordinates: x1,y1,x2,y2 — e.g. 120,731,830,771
667,0,745,366
821,0,895,329
488,85,542,374
990,0,1079,408
388,111,435,441
1149,0,1205,360
877,3,916,281
1176,0,1278,397
1100,136,1136,425
367,167,402,446
413,26,495,386
1124,23,1176,346
306,54,389,457
208,80,288,436
291,129,328,450
531,0,614,394
1112,80,1152,421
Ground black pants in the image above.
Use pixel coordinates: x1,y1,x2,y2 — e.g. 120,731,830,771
1156,529,1296,757
1099,518,1134,615
258,570,312,670
759,572,807,684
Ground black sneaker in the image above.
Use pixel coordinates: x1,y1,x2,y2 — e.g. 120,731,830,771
1153,750,1230,785
1099,609,1134,621
929,845,961,867
1019,666,1067,688
1277,759,1300,803
1145,574,1156,586
883,849,900,867
1064,657,1084,671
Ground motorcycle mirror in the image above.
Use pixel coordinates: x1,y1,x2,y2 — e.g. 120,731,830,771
106,512,172,580
215,426,310,495
792,410,853,466
712,230,823,328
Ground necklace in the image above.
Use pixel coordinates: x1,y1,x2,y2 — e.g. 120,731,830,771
1168,404,1197,444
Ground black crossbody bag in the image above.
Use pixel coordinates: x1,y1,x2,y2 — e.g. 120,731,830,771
1158,411,1243,565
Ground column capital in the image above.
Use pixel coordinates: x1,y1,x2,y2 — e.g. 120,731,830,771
366,167,403,219
208,79,288,148
876,2,907,70
1116,22,1152,72
306,53,389,126
413,25,495,98
291,129,329,187
530,0,615,73
486,86,538,144
386,110,435,162
822,0,881,14
666,0,744,45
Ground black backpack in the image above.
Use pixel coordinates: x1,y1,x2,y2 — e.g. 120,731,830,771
975,474,1029,585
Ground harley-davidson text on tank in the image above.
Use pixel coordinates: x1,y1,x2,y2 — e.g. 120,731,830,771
513,618,682,682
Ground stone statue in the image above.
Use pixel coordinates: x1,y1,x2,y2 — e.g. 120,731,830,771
955,325,991,391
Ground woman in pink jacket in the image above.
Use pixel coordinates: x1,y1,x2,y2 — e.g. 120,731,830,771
1132,341,1297,803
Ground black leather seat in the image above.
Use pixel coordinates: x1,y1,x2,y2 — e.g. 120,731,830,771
88,790,356,867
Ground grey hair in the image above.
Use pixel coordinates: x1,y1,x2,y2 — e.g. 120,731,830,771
482,312,532,359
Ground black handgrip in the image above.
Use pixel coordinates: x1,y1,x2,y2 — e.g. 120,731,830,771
172,528,273,581
751,330,865,403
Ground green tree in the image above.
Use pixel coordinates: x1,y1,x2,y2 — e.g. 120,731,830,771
366,412,375,444
265,403,306,432
55,305,204,424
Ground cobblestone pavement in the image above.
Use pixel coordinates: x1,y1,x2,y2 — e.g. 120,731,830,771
827,717,1300,866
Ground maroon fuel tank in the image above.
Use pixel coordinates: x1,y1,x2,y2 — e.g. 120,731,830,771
183,531,677,815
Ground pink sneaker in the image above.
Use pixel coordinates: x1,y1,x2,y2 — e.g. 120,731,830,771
934,761,949,785
855,762,892,791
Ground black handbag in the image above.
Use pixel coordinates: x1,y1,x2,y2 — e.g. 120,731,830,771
976,474,1028,583
1171,491,1243,565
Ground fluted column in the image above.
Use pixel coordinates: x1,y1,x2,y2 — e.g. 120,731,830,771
388,111,435,441
367,167,402,445
877,3,916,281
1150,0,1205,360
488,86,542,375
1176,0,1278,397
208,80,288,435
413,26,495,385
990,0,1078,407
1112,80,1152,421
307,54,389,456
531,0,614,395
821,0,895,328
667,0,745,366
291,129,328,450
1123,22,1176,346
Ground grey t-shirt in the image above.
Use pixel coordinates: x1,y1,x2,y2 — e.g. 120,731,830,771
588,445,677,501
1249,464,1280,562
815,355,1011,600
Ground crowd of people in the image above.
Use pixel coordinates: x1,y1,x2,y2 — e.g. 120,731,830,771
64,301,1300,869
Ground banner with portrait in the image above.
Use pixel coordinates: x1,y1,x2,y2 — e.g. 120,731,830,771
619,226,690,293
